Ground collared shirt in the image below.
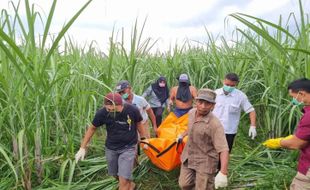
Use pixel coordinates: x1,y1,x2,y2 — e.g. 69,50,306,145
295,106,310,175
142,86,168,108
132,94,151,122
212,88,254,134
181,108,229,174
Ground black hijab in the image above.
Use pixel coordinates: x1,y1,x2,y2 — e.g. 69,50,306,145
176,82,191,102
151,76,169,104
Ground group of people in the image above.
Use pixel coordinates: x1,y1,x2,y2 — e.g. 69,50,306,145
74,73,310,190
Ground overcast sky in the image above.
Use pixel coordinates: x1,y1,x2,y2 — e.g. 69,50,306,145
0,0,309,53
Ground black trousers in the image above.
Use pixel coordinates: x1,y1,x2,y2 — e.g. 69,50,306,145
152,107,164,127
225,134,236,153
218,134,236,170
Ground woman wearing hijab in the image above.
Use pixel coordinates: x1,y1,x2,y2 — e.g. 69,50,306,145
142,76,169,127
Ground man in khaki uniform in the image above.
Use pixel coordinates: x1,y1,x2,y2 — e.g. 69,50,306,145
178,89,229,190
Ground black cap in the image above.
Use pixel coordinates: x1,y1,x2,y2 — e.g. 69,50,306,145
115,80,130,92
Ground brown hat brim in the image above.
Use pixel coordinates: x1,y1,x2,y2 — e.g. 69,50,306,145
195,97,216,103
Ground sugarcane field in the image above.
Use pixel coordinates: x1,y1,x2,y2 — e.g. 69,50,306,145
0,0,310,189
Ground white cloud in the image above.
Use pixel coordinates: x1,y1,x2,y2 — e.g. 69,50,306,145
245,0,291,16
0,0,308,53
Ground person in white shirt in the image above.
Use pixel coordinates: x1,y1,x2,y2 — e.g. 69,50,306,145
212,73,257,153
115,80,157,138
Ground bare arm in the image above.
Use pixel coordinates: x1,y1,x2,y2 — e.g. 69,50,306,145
168,87,176,111
137,121,147,139
80,125,97,149
249,111,256,126
281,135,309,149
191,86,198,98
170,87,177,103
219,150,229,175
180,130,188,138
146,108,157,131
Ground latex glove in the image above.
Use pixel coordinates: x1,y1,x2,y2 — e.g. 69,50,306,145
167,106,171,113
248,126,257,140
141,139,149,150
215,172,228,189
176,134,183,143
262,135,293,149
75,148,86,163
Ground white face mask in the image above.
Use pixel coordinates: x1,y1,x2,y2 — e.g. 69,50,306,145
159,82,166,87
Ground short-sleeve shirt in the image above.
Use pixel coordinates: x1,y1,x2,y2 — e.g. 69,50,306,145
92,103,143,150
212,88,255,134
132,94,151,122
295,106,310,175
181,108,229,174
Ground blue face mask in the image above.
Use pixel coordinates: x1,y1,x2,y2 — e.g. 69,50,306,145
291,98,303,106
122,93,129,100
291,92,304,106
223,85,235,93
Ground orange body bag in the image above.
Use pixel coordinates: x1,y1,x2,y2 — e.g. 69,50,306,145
140,112,188,171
